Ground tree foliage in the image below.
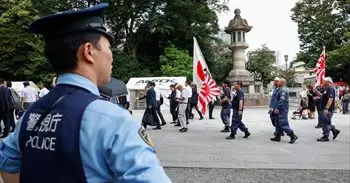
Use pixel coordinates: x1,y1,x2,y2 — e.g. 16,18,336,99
291,0,350,82
159,45,192,81
210,39,233,84
0,0,229,84
247,45,277,88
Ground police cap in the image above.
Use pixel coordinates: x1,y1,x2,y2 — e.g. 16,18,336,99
29,3,114,44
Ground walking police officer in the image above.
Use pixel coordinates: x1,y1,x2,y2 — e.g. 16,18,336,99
316,77,340,142
0,3,171,182
269,77,285,136
270,78,298,144
220,80,231,132
226,81,251,139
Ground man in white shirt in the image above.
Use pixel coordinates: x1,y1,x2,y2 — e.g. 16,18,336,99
176,84,188,132
153,83,166,125
38,83,50,98
20,81,38,110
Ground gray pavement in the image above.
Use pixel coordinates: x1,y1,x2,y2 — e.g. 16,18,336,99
133,107,350,170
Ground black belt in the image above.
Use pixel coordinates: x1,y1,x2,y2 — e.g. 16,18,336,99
179,102,188,104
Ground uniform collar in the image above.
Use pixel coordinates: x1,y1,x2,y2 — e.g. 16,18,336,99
56,73,100,95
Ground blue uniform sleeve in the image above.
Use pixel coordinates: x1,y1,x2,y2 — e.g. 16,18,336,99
238,90,244,101
276,89,286,110
80,101,171,183
0,116,23,173
328,88,335,98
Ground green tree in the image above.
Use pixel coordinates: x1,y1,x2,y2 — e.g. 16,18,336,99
327,32,350,82
277,68,298,87
111,50,151,83
159,45,192,81
210,39,233,84
247,45,277,88
0,0,53,82
291,0,349,69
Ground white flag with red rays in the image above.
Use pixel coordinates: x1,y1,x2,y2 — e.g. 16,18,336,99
313,47,326,86
193,37,220,115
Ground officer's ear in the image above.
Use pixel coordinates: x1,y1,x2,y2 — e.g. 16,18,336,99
80,42,96,64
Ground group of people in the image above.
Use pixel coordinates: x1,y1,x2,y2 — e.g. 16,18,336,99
270,77,341,142
140,80,216,133
293,84,350,120
0,79,51,138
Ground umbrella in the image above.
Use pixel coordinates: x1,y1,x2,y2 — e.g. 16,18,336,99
98,78,128,97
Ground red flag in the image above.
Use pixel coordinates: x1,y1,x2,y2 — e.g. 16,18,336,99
193,37,220,115
313,47,326,86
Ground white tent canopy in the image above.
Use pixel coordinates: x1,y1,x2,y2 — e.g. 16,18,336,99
127,77,187,110
11,81,40,93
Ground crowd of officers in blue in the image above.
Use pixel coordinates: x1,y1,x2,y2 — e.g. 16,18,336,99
0,3,343,182
217,76,340,143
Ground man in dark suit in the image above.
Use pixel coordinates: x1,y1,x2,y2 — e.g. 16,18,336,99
0,78,12,138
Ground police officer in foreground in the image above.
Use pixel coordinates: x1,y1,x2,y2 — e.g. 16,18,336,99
226,81,251,139
270,78,298,144
315,77,340,142
0,3,171,182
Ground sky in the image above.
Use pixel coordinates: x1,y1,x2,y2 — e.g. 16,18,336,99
217,0,300,65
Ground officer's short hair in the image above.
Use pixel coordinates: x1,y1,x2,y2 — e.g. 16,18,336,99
170,84,175,88
0,78,4,84
44,32,102,74
279,78,286,83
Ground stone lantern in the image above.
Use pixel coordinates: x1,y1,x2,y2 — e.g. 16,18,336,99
225,9,264,101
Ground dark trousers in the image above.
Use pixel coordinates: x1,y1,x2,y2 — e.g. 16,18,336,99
190,103,203,119
275,113,293,136
8,108,15,132
156,101,166,123
221,107,231,126
185,98,191,122
231,110,248,134
170,102,178,122
270,113,277,127
151,106,161,127
0,110,10,138
342,100,349,114
208,101,214,118
321,110,335,137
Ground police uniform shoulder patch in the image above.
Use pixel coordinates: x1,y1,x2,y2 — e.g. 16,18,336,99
138,127,155,149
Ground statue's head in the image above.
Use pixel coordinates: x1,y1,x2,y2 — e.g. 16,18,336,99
234,9,241,16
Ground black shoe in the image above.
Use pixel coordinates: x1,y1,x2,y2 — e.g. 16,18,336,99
270,136,281,142
142,123,147,129
199,116,204,120
209,117,215,119
170,121,176,124
288,132,298,144
226,133,235,140
315,125,322,129
317,136,329,142
243,131,251,138
221,126,230,133
161,122,166,126
179,128,188,132
332,129,340,140
153,127,161,130
186,122,189,125
174,123,181,126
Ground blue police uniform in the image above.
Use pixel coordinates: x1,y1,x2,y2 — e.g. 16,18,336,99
220,87,231,129
0,3,171,183
269,87,279,127
230,89,249,136
274,87,293,136
319,86,340,140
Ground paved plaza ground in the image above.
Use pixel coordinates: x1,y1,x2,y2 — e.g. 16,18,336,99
133,106,350,182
